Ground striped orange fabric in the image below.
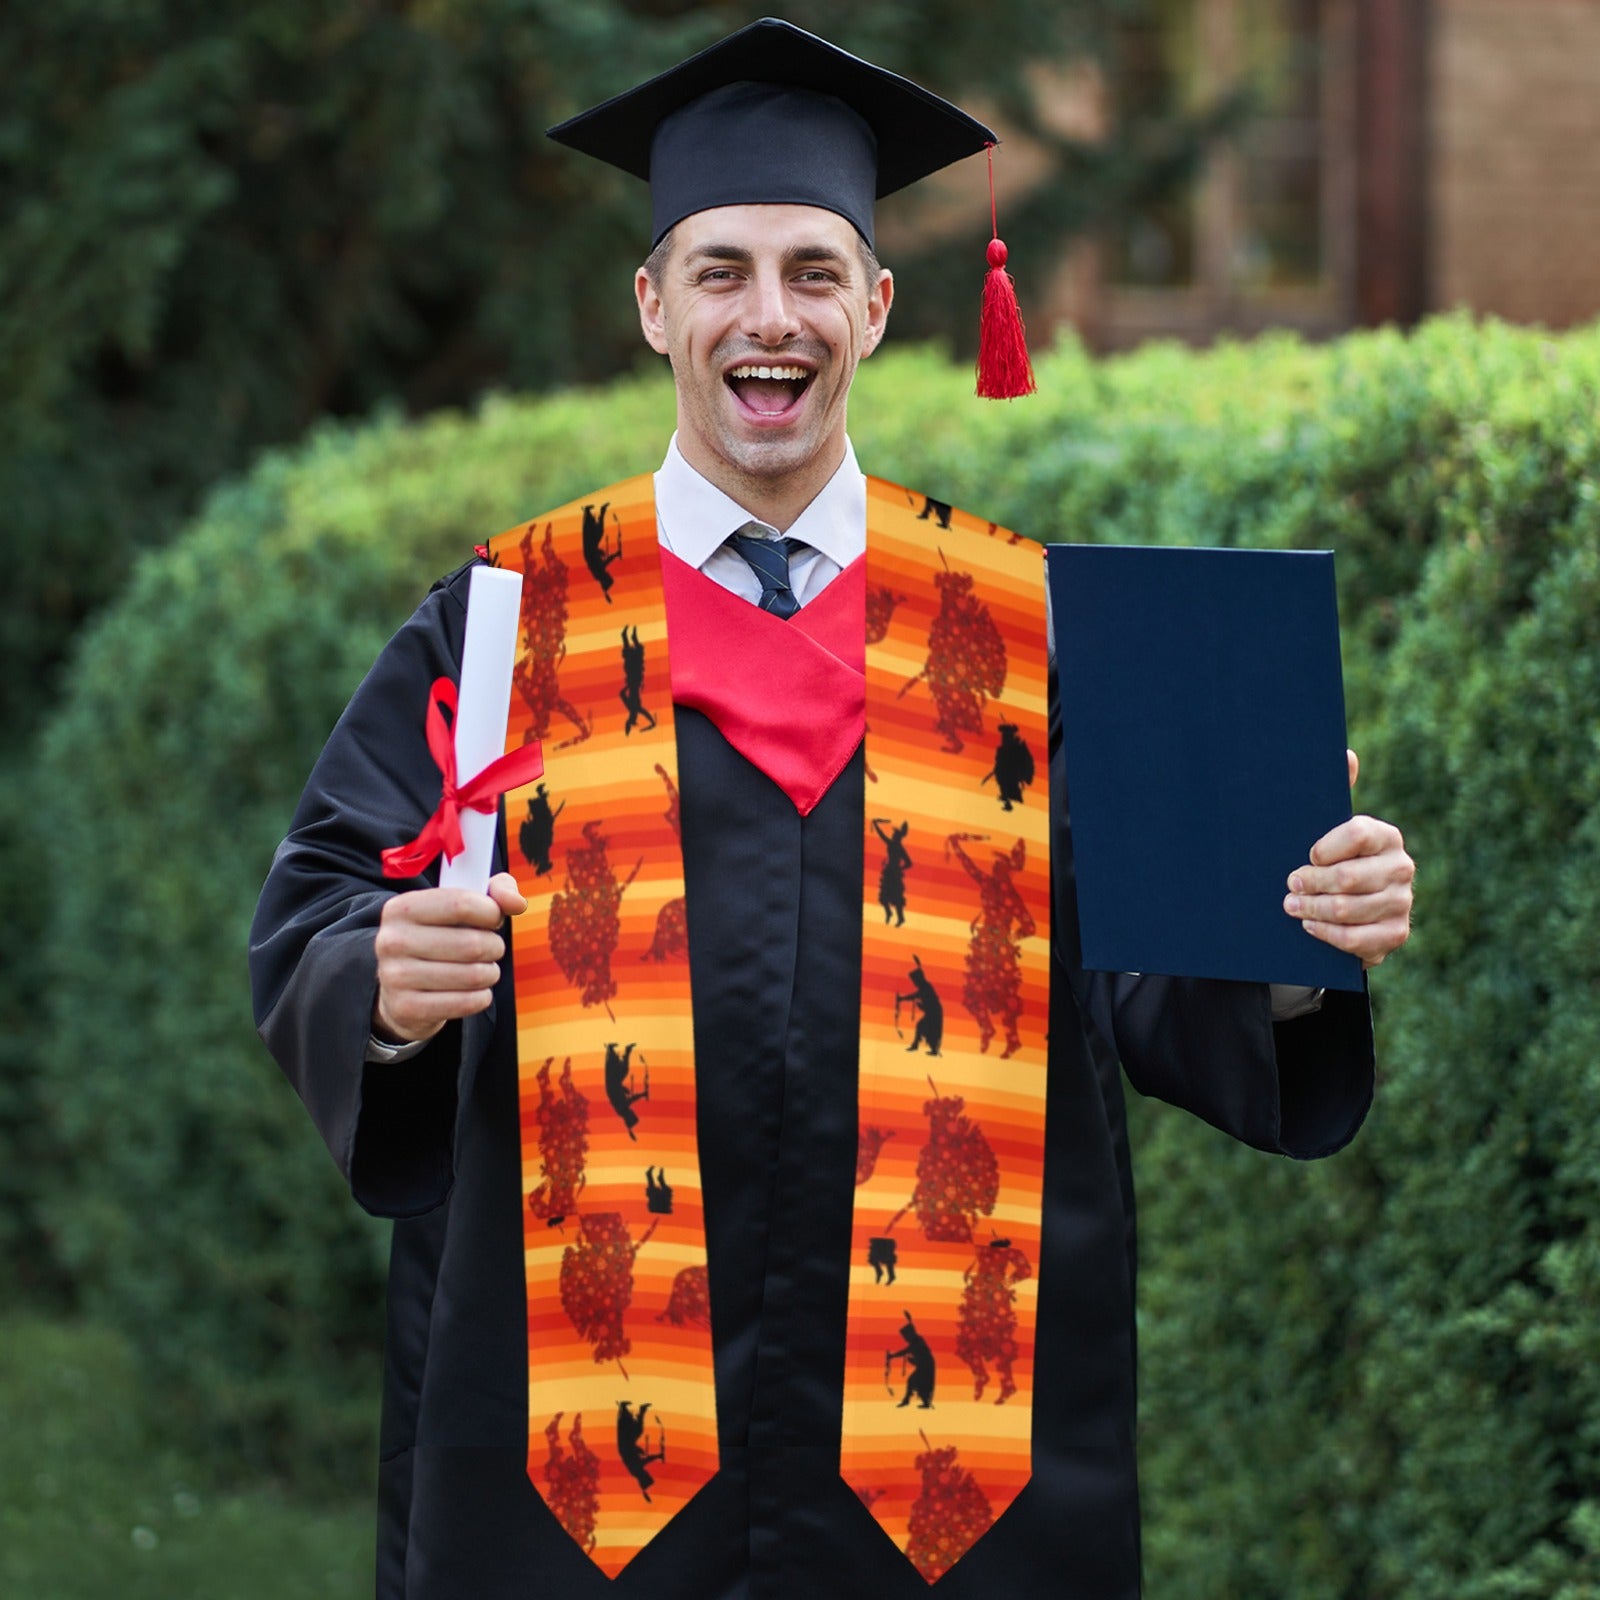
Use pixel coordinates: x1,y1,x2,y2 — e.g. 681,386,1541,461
490,477,716,1578
487,474,1049,1583
845,482,1050,1582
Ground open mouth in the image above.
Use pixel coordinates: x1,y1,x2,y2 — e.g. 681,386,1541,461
725,363,813,418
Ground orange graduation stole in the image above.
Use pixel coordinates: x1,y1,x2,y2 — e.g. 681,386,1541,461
487,475,1050,1583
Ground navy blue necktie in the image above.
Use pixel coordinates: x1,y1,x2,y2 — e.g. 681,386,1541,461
727,525,807,619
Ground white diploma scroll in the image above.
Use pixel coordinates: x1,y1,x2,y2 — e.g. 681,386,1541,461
439,564,525,893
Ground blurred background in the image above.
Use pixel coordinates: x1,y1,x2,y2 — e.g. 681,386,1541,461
3,3,1598,1596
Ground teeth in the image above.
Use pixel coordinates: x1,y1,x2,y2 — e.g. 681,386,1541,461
728,365,808,381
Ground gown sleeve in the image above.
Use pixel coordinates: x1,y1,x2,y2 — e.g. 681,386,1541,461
1047,675,1375,1161
248,562,501,1216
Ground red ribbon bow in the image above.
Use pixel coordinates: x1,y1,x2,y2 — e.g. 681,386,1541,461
381,677,545,879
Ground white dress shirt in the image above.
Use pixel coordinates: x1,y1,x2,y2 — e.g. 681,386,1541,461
654,433,862,605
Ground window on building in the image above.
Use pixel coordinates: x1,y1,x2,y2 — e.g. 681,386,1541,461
1100,0,1355,344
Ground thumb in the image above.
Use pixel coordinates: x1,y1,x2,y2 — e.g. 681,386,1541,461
488,871,529,917
1347,748,1360,791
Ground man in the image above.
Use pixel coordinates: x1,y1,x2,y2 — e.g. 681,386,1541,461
250,20,1414,1600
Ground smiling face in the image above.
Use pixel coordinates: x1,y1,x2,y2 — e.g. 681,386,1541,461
636,204,892,528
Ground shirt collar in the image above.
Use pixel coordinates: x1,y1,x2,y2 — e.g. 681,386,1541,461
654,434,866,569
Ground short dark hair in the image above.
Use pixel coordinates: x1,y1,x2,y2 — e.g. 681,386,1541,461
642,227,676,291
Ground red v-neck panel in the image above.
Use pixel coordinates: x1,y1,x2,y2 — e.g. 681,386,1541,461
660,549,866,815
789,552,867,671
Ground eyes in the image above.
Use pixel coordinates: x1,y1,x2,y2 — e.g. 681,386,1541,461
693,264,843,288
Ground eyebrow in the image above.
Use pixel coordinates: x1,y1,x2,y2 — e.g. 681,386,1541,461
684,242,854,272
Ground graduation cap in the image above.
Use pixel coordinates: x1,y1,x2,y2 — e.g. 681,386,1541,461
548,17,1036,397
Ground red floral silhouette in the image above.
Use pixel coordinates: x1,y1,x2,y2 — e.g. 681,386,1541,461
888,1083,999,1244
549,820,641,1009
656,1264,711,1330
559,1212,659,1370
906,1436,995,1582
642,764,689,964
855,1124,895,1186
527,1055,589,1222
512,521,590,748
542,1412,600,1553
866,584,908,644
948,834,1035,1057
956,1240,1032,1403
898,560,1006,753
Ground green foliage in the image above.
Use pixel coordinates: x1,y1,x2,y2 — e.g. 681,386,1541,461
0,759,48,1276
34,375,673,1483
0,1,1224,1282
1348,525,1600,1600
0,1315,368,1598
34,316,1600,1600
0,0,1176,745
850,320,1600,1595
1113,322,1600,1600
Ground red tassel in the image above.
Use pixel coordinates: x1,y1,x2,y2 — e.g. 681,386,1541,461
976,145,1035,399
977,239,1036,399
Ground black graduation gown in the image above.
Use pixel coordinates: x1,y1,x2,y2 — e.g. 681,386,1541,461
250,561,1374,1600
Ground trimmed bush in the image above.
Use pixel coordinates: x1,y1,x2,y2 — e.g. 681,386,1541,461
34,380,675,1479
1122,324,1600,1600
35,317,1600,1600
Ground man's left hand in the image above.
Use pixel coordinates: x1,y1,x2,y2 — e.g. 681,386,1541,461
1284,750,1415,968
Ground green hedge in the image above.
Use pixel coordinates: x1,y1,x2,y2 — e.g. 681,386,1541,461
1118,325,1600,1600
34,317,1600,1598
33,379,676,1481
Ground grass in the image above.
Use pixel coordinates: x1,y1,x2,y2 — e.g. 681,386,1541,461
0,1314,372,1599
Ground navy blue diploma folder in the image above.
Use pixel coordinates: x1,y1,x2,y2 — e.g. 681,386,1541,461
1047,543,1364,993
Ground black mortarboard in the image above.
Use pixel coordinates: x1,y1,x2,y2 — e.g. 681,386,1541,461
546,17,998,249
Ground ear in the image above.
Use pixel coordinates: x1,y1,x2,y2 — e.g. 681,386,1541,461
861,268,894,358
636,266,670,356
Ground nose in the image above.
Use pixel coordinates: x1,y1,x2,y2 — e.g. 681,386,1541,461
745,267,800,347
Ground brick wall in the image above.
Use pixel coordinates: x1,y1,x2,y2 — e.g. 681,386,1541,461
1431,0,1600,327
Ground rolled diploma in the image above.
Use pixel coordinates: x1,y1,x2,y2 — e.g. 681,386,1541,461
439,564,525,893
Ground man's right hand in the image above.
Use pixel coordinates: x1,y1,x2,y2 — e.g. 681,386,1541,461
372,871,529,1045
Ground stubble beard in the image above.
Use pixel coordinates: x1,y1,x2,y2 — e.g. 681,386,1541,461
686,335,845,491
